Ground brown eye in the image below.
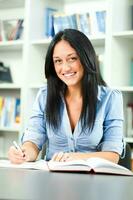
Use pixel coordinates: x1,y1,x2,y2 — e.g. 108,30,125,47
71,57,77,61
53,59,62,64
68,57,78,63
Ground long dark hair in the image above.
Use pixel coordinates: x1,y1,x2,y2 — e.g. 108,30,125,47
45,29,106,131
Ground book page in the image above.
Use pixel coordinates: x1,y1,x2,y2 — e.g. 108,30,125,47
48,158,124,171
48,159,92,171
86,157,127,170
0,159,49,171
86,157,133,175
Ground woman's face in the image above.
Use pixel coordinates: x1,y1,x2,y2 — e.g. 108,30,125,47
53,40,84,88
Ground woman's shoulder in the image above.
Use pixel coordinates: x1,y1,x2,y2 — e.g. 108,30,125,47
98,85,122,101
37,84,47,95
34,84,48,103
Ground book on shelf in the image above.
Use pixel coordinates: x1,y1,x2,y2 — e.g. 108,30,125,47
53,10,106,36
0,96,21,128
77,13,90,36
53,13,78,34
44,7,57,38
95,10,106,34
89,10,106,35
14,98,21,124
0,157,133,176
0,19,24,41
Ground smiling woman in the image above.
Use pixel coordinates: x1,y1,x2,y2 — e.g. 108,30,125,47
8,29,124,165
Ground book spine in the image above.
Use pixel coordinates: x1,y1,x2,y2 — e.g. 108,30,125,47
53,14,63,34
95,10,106,33
44,7,57,38
89,10,99,35
14,98,21,125
79,13,90,36
14,19,24,40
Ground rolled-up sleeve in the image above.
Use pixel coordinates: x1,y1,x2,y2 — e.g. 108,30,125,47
97,90,124,156
22,87,47,150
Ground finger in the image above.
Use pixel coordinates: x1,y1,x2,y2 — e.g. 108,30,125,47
10,157,26,164
66,156,73,161
9,153,26,164
8,146,26,164
13,148,24,158
51,153,58,161
60,153,70,162
52,152,64,162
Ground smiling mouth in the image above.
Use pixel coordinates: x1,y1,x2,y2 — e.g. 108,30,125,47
63,72,76,77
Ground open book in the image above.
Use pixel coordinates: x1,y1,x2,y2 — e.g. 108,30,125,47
47,157,133,176
0,157,133,176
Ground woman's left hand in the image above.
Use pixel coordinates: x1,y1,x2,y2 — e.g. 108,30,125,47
51,152,83,162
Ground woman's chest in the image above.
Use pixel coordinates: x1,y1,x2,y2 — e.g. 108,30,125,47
65,98,82,131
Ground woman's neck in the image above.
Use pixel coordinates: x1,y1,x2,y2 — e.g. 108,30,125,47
65,86,82,100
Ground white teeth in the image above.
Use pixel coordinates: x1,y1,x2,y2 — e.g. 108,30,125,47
64,72,75,77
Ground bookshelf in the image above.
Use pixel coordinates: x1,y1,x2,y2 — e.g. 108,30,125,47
0,0,133,158
0,0,24,158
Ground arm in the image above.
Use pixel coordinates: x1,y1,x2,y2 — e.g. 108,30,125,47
8,87,47,164
51,151,119,163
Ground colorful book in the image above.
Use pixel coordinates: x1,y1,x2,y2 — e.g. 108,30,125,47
14,98,21,124
0,96,20,127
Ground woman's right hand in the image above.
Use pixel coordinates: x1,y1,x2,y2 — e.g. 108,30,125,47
8,146,26,164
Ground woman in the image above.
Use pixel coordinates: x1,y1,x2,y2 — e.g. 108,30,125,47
8,29,124,164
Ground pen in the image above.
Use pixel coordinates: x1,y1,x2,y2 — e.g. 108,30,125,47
13,141,24,155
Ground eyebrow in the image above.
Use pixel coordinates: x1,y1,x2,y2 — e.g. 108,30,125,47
53,53,77,59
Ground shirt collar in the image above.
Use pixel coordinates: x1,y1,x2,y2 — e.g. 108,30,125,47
97,86,102,101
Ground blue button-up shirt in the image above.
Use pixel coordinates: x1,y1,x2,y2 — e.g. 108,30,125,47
22,85,124,161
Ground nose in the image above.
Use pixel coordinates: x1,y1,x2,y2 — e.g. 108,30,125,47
62,61,71,71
